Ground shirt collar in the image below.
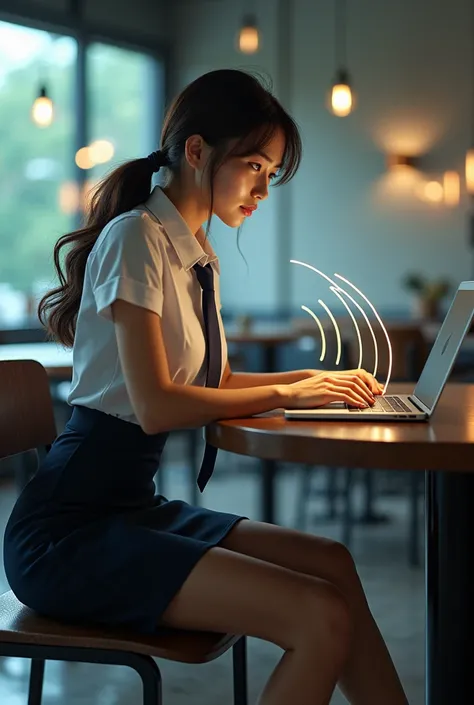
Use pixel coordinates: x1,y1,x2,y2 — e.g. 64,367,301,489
144,186,220,274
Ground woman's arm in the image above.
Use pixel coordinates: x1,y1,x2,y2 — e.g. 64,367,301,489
111,301,376,435
112,300,289,434
221,361,317,389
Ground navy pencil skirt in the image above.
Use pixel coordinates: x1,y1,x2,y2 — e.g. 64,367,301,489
3,406,246,633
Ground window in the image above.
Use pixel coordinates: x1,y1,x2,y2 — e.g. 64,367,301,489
0,21,76,323
87,43,158,183
0,21,163,326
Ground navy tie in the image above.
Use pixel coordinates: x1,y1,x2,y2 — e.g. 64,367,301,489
193,263,222,492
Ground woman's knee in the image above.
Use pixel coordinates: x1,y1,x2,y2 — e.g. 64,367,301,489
323,539,360,590
290,578,353,658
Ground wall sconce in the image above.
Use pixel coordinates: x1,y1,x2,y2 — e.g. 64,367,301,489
443,171,460,207
386,154,418,170
465,149,474,194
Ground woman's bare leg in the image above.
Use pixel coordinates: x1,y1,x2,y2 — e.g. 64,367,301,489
161,538,352,705
220,520,409,705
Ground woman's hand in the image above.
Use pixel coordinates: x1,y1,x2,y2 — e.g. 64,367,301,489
306,368,384,395
286,369,384,410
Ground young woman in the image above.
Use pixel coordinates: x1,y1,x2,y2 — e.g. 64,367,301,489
3,69,408,705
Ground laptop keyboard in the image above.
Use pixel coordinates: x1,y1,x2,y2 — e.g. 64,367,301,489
348,395,414,413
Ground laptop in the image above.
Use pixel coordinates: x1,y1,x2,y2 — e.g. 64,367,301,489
284,281,474,422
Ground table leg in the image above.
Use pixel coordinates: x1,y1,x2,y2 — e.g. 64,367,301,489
261,460,277,524
263,345,277,374
357,469,390,524
425,470,474,705
261,347,277,524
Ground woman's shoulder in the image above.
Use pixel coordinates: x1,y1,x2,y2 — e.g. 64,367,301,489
91,207,166,259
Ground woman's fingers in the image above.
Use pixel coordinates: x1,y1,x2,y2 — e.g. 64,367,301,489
328,383,371,407
330,375,375,405
332,369,382,395
360,370,383,394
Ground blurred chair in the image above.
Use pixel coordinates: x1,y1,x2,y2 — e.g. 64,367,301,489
0,359,248,705
295,323,428,567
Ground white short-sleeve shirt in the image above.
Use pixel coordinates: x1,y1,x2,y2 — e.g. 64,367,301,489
67,186,227,425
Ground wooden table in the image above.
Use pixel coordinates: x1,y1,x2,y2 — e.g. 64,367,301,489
225,326,298,373
0,343,72,380
207,382,474,705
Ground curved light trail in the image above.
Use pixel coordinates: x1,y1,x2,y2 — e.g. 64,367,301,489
330,286,362,370
318,299,342,365
300,305,327,362
331,286,379,378
290,259,389,389
334,273,392,393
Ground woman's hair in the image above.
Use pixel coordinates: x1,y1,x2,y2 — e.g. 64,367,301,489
39,68,302,347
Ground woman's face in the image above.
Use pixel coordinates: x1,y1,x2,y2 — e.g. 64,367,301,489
210,128,286,228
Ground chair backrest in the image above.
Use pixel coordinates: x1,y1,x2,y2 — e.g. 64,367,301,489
0,360,57,461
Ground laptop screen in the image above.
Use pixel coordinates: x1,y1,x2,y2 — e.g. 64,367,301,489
413,283,474,412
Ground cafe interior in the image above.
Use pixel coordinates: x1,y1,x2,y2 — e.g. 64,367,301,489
1,1,473,704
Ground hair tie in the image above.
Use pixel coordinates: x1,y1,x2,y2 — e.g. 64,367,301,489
146,150,167,173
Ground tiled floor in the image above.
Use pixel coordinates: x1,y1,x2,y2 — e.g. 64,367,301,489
0,450,425,704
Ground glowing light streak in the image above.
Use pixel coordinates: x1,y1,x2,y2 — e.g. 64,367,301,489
318,299,342,365
301,305,327,362
331,287,379,378
330,286,362,369
291,259,390,389
334,273,392,393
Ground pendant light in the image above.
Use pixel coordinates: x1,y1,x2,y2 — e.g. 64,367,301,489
328,0,355,117
31,85,54,128
237,4,260,55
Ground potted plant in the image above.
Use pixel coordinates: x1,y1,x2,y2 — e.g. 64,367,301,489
401,272,451,320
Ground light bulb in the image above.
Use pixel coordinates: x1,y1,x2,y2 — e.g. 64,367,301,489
328,69,355,117
31,86,53,128
237,15,260,54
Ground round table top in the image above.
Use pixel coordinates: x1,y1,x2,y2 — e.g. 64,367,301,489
206,383,474,472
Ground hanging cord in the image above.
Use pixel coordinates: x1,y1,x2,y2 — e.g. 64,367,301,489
471,0,474,146
335,0,347,69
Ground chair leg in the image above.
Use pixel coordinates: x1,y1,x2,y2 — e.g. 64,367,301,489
132,653,162,705
27,659,45,705
233,636,248,705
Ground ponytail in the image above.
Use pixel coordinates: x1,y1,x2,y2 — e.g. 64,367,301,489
38,152,167,347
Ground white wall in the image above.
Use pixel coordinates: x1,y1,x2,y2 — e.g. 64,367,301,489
170,0,473,315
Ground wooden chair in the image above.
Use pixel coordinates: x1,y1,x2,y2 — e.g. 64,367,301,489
0,359,248,705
